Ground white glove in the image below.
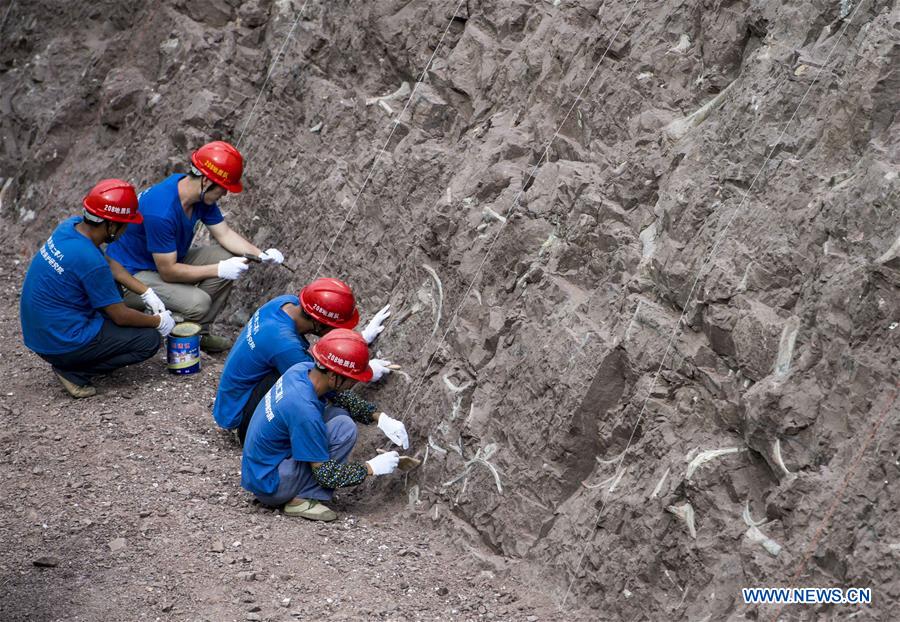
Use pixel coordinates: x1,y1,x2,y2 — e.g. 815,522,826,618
140,287,167,315
217,257,249,280
366,451,399,476
368,358,393,383
377,412,409,449
259,248,284,264
361,304,391,344
156,310,175,337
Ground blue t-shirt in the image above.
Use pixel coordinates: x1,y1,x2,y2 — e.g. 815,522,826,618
106,174,224,274
241,362,330,496
20,216,123,355
212,294,313,430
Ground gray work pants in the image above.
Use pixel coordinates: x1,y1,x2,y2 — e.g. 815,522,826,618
254,407,358,507
39,319,160,386
123,244,235,331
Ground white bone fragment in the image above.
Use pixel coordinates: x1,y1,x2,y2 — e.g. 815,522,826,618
663,81,735,141
442,444,503,494
482,206,507,223
377,99,393,115
773,316,801,377
650,467,670,499
668,33,691,54
449,395,463,421
606,467,626,494
364,81,411,106
539,233,559,256
876,233,900,265
744,525,783,556
442,375,472,393
582,474,618,490
639,222,657,260
427,435,447,455
421,264,443,339
596,449,627,465
742,501,766,528
667,503,697,539
685,448,742,480
772,438,793,478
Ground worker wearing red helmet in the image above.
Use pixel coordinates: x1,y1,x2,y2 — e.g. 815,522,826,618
212,277,396,444
20,179,176,398
242,330,404,521
107,141,285,353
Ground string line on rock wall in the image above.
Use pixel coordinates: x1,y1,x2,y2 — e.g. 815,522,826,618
393,0,639,423
236,0,312,148
560,0,870,610
0,0,15,34
310,0,469,281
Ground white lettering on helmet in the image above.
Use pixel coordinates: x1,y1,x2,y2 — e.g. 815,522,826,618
326,352,356,370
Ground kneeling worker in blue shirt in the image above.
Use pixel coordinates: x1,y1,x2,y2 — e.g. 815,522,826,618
242,329,407,521
20,179,176,398
212,276,394,443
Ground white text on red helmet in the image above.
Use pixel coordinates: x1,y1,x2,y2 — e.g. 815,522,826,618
312,302,340,320
326,352,357,370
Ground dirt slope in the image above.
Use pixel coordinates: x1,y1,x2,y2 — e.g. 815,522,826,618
1,0,898,620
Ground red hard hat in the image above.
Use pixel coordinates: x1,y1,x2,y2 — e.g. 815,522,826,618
190,141,244,193
82,179,142,224
299,278,360,329
311,329,373,382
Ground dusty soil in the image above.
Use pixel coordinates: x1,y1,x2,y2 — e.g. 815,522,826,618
1,0,899,620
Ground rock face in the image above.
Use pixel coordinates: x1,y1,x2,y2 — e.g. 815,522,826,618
1,0,898,619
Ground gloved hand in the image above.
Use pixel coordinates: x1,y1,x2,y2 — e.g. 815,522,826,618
361,304,391,344
156,310,175,337
217,257,249,280
140,287,167,315
368,358,393,383
377,412,409,449
259,248,284,264
366,451,399,476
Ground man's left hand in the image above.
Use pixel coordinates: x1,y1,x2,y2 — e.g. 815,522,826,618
377,412,409,450
140,287,167,315
259,248,284,264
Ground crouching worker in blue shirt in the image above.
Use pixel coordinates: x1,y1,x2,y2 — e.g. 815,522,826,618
241,330,406,521
212,277,394,443
20,180,176,398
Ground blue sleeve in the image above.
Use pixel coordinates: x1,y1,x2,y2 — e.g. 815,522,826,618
272,346,313,375
201,204,224,226
82,264,123,309
144,213,178,254
290,415,329,463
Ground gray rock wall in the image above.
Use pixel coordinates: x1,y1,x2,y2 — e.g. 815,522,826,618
1,0,897,618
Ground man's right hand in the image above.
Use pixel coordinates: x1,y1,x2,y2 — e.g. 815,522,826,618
156,310,175,337
366,451,400,476
217,257,249,280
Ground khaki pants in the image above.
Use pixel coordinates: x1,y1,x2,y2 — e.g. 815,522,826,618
123,244,235,332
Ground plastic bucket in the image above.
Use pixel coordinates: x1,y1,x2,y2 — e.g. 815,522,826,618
167,322,201,374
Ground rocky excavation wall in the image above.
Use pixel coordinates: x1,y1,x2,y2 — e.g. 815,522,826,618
2,0,898,619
